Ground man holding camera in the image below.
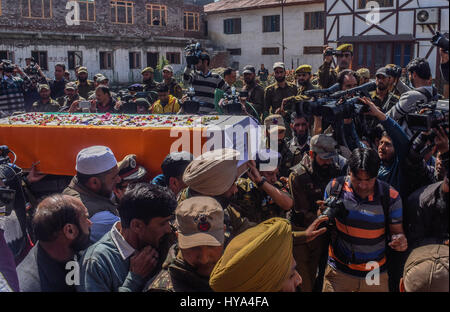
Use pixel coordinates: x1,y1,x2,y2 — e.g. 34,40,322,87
318,44,353,89
59,82,86,112
321,147,407,292
387,58,439,137
288,134,347,292
241,65,265,118
183,49,227,114
31,84,61,113
0,61,32,116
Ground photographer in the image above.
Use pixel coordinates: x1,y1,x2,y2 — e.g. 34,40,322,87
405,164,449,250
387,58,439,137
321,148,407,292
318,44,353,89
385,64,411,97
0,61,32,116
183,48,227,114
288,134,347,292
69,86,119,114
59,82,86,112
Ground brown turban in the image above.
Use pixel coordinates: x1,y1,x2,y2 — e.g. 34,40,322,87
209,217,293,292
182,148,240,196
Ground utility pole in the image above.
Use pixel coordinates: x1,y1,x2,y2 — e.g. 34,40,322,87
280,0,286,63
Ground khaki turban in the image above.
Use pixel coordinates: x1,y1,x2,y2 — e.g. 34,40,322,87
209,218,293,292
183,148,240,196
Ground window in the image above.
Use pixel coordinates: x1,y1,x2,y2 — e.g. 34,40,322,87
129,52,141,69
224,18,241,34
184,12,200,31
100,51,113,70
111,1,133,24
166,52,181,65
146,4,167,26
31,51,48,70
358,0,393,9
263,15,280,33
78,0,95,22
0,51,14,62
227,48,242,56
304,12,324,30
262,47,279,55
68,51,83,70
354,42,413,74
303,46,323,54
21,0,52,19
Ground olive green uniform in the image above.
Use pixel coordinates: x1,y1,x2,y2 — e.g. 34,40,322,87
317,62,341,89
263,82,298,116
76,80,95,100
278,138,303,178
231,177,291,224
243,82,265,119
31,98,60,112
59,94,85,112
160,78,183,99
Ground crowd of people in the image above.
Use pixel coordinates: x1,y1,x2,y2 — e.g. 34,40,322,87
0,43,449,293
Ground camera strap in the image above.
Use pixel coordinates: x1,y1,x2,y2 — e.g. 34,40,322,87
415,86,439,103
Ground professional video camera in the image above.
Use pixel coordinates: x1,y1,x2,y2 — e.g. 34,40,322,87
25,57,40,76
304,83,340,98
431,31,449,52
406,99,449,132
324,49,343,57
318,196,349,229
0,60,15,73
185,42,203,68
181,87,200,114
328,81,377,100
220,87,245,115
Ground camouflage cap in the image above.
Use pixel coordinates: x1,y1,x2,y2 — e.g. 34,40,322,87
310,134,338,159
38,84,50,92
273,62,286,70
117,154,147,182
402,244,449,292
336,43,353,53
77,67,88,74
141,67,154,74
96,75,109,84
295,65,312,74
65,82,78,90
175,196,225,249
264,114,286,133
242,65,256,74
356,68,370,79
162,65,174,73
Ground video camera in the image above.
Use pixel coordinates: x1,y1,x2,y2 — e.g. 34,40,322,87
318,196,349,229
220,87,245,115
0,59,15,73
406,99,449,132
185,42,203,68
182,87,200,114
304,83,340,98
26,57,39,76
0,146,22,218
431,31,449,53
328,81,377,100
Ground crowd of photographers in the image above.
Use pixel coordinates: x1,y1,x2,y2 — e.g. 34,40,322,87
0,36,449,292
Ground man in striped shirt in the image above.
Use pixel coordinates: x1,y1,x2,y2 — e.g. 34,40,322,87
0,62,31,116
321,148,408,292
183,51,228,114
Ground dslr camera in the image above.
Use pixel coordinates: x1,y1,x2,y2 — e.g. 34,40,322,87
318,196,349,228
221,87,245,115
431,31,449,52
185,42,203,68
324,49,343,57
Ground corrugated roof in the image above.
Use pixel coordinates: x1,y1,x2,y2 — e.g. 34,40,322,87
205,0,323,13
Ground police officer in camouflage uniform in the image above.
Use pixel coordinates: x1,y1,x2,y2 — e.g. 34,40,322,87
317,44,353,89
141,67,159,92
159,65,183,99
75,67,95,100
58,82,85,111
147,197,224,292
31,84,60,112
288,112,311,160
288,134,347,292
264,115,303,178
231,150,293,224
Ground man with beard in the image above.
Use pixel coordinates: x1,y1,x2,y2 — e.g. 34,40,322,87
16,195,92,292
141,67,159,93
264,62,298,121
264,114,303,178
232,150,294,224
241,65,265,118
78,183,176,292
147,196,225,292
388,58,438,137
280,65,317,114
31,84,60,112
48,63,67,101
356,68,370,85
288,134,347,292
63,146,121,243
75,67,95,100
370,67,399,113
159,65,182,99
58,82,85,112
288,112,311,159
318,44,353,89
385,64,411,97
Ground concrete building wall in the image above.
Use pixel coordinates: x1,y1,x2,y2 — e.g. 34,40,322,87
206,2,325,72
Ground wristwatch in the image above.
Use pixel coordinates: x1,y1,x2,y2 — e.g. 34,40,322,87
257,176,267,188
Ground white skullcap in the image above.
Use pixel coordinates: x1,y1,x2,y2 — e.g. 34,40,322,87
75,146,117,175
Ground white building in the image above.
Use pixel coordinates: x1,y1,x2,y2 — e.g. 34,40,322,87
324,0,449,80
205,0,325,72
